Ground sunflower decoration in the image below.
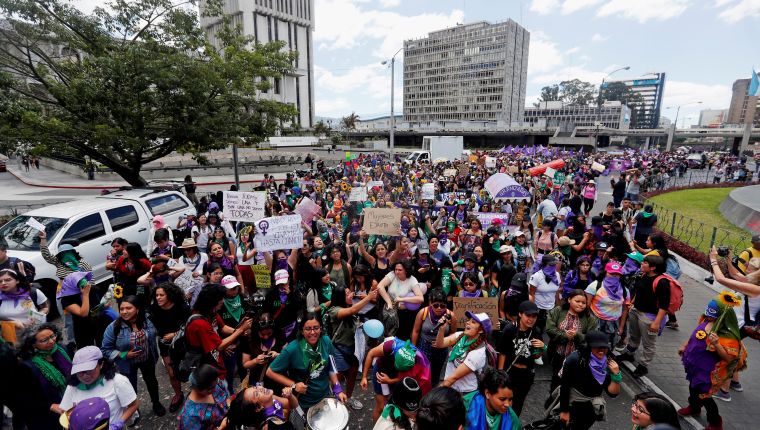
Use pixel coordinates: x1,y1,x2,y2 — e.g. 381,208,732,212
695,330,707,340
113,285,124,299
717,290,741,308
340,181,348,191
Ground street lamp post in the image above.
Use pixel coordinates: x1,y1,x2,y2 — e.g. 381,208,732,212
665,101,701,151
596,66,630,148
382,47,403,159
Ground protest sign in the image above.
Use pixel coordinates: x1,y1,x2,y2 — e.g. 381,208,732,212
294,197,321,224
363,208,401,236
349,186,368,202
223,191,266,222
367,180,384,191
473,212,511,228
507,165,519,174
591,161,605,173
25,217,45,231
452,297,499,327
253,215,303,252
251,265,271,289
443,168,457,177
420,183,435,201
458,165,469,177
544,166,556,178
485,156,496,168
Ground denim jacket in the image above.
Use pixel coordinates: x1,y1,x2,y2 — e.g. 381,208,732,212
101,318,159,375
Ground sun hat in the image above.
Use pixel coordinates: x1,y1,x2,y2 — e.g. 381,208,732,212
71,346,103,375
391,377,422,412
221,275,241,289
585,330,609,348
518,300,539,315
178,238,198,249
274,269,289,285
558,236,575,247
66,397,110,430
605,261,623,275
394,340,417,371
464,311,493,335
363,319,384,339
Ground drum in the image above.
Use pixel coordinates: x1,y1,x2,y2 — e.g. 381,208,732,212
306,398,349,430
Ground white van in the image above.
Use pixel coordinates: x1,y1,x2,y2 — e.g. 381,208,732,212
0,189,194,306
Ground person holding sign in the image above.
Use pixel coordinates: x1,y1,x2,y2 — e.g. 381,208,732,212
377,261,424,341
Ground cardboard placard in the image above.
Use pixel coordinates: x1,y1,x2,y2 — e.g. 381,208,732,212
420,183,435,201
367,180,384,191
223,191,266,222
452,297,499,328
349,186,368,202
253,215,303,252
443,168,457,177
362,208,401,236
458,165,470,177
252,264,271,289
294,197,321,224
591,161,605,173
544,166,556,178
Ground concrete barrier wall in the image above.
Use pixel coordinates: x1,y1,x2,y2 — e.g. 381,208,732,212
719,185,760,234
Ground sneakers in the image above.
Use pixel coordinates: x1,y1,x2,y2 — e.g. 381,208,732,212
128,410,141,428
666,321,679,329
153,402,167,417
632,365,649,378
346,398,363,410
704,416,723,430
169,393,185,413
677,405,701,417
712,389,731,402
615,352,635,362
730,380,744,392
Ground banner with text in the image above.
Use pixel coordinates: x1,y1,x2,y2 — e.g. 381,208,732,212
363,208,401,236
254,215,303,252
473,212,512,228
223,191,266,222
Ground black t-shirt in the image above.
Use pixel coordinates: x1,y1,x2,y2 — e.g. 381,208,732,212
497,323,543,370
492,260,516,295
60,288,107,347
569,195,583,215
149,302,191,337
559,351,615,410
633,274,671,315
612,179,626,197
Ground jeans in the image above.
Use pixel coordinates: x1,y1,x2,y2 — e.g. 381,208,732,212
624,308,658,367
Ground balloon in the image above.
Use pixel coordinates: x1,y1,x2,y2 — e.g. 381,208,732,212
363,319,384,339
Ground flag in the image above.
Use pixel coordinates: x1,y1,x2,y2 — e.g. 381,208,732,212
750,69,760,97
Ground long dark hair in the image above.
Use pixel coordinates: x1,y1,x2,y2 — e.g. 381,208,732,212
330,284,349,308
648,233,669,260
193,284,225,317
416,387,466,430
18,323,62,360
124,242,148,263
68,358,117,385
634,392,681,429
114,295,146,337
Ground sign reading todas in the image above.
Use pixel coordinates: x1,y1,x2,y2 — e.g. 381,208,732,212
363,208,401,236
254,215,303,252
251,265,271,289
452,297,499,328
223,191,266,222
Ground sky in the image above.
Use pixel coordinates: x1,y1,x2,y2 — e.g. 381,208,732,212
71,0,760,126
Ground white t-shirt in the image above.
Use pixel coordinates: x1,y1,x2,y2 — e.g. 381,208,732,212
191,225,212,250
383,272,419,301
736,294,760,327
0,290,48,323
529,271,560,310
445,335,486,394
60,374,137,422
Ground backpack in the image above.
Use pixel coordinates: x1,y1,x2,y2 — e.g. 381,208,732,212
653,274,684,314
321,306,348,340
1,257,36,284
665,256,681,279
169,314,205,382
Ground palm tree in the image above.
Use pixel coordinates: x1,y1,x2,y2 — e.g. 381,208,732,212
341,112,360,131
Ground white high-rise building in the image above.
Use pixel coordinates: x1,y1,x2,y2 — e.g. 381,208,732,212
199,0,315,128
403,21,529,126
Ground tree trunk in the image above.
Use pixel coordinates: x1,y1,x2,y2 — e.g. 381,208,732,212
100,159,148,187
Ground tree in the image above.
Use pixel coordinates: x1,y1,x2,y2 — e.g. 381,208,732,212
0,0,298,186
313,120,331,137
537,84,560,104
341,112,359,131
558,79,596,106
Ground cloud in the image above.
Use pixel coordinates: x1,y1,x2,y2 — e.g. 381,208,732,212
662,81,732,110
591,33,608,42
717,0,760,22
595,0,691,22
315,97,352,117
530,65,608,86
379,0,401,7
528,31,564,74
561,0,604,14
530,0,561,15
314,62,403,116
315,0,464,58
566,46,581,55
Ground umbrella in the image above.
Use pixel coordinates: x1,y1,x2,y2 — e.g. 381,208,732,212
484,173,531,201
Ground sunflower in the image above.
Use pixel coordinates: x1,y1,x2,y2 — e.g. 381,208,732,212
717,291,741,308
113,285,123,299
695,330,707,340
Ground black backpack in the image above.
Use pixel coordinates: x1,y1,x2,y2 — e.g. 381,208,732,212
169,314,205,382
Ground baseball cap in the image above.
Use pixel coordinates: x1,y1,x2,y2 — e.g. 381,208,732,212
518,300,539,315
274,269,289,285
394,340,417,371
417,243,430,254
57,244,75,253
513,230,526,238
391,377,422,412
464,311,493,335
66,397,110,430
595,241,609,251
499,245,514,254
221,275,241,289
605,261,623,275
752,234,760,243
585,330,609,348
626,251,645,263
71,346,103,375
463,252,477,262
511,272,528,288
541,254,558,266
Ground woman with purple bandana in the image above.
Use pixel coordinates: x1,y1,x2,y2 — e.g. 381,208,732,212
584,261,631,349
528,254,561,332
556,330,621,429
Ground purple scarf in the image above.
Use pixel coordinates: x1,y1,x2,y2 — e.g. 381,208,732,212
542,264,557,281
460,290,481,298
0,289,30,307
602,276,623,301
589,354,608,385
622,258,640,276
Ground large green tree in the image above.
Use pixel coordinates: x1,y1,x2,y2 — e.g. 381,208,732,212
0,0,298,186
537,79,596,106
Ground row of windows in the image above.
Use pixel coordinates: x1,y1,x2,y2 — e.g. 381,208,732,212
405,112,499,121
405,102,504,111
406,34,519,58
254,0,311,20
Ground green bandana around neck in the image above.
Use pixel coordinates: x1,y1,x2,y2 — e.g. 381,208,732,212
223,294,244,323
60,252,81,271
299,337,325,374
31,345,70,391
448,334,476,362
77,375,105,391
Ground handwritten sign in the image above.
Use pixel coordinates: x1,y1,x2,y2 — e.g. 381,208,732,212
252,265,271,289
544,166,556,178
253,215,303,252
363,208,401,236
294,197,321,224
443,168,457,177
473,212,511,228
367,181,384,191
349,186,368,202
485,157,496,168
420,183,435,201
452,297,499,328
223,191,266,222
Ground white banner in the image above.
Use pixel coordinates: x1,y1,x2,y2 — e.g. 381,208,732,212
349,186,368,202
253,215,303,252
420,183,435,201
223,191,266,222
473,212,512,228
485,156,496,168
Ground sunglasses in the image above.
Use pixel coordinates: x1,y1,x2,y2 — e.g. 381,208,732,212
431,303,446,309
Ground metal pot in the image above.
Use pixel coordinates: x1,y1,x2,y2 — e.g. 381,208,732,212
306,398,349,430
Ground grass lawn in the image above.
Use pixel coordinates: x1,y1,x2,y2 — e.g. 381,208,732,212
648,187,751,253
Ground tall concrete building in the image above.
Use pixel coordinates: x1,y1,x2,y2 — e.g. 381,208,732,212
601,72,666,129
727,78,760,126
402,21,529,126
698,109,729,128
524,101,631,130
199,0,315,129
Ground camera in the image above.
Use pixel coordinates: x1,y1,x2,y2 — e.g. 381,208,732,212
704,275,714,284
717,246,730,257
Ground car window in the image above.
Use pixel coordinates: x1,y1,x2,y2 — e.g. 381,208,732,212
146,194,189,216
0,216,67,251
106,205,139,232
62,213,106,244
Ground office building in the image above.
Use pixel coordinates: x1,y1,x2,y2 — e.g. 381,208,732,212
601,72,666,129
199,0,315,129
523,101,631,130
727,78,760,126
698,109,729,128
403,20,529,126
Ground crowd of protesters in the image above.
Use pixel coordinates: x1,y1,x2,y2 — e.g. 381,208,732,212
0,145,757,430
